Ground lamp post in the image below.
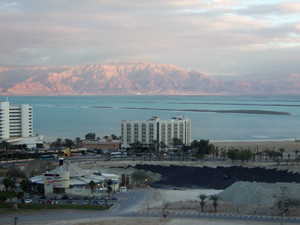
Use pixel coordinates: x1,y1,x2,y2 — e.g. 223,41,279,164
145,178,149,210
280,186,287,225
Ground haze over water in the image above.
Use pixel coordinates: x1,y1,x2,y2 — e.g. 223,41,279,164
1,95,300,142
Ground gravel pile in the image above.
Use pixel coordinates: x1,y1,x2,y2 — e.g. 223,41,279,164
218,181,300,205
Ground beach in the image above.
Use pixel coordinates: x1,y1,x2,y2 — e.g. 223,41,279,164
211,140,300,152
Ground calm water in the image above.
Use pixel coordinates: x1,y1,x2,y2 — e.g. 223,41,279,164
1,95,300,142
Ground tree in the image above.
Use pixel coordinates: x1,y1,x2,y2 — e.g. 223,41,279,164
239,149,253,162
197,193,207,213
209,194,220,213
3,178,11,191
64,139,74,148
160,141,167,152
88,181,96,194
172,137,184,149
294,149,300,157
192,139,213,157
227,149,239,162
17,191,24,204
36,185,44,195
75,137,81,151
162,200,170,218
6,167,26,178
131,171,149,186
85,133,96,140
279,148,285,160
0,193,7,208
110,134,118,140
107,186,112,197
263,149,270,162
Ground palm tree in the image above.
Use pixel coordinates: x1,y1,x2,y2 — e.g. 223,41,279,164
279,148,285,160
294,149,299,157
209,194,220,213
17,191,24,204
212,148,216,161
263,149,270,162
75,137,81,151
3,178,11,191
56,138,62,158
88,180,96,195
197,193,207,213
107,186,113,197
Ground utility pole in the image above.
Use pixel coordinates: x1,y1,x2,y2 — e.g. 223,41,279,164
280,186,287,225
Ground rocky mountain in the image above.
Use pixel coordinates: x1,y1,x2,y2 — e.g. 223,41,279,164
0,62,299,95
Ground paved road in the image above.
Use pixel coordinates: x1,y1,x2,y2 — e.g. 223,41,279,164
1,188,299,224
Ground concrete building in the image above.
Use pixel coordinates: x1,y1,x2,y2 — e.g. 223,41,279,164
0,100,43,148
121,115,191,149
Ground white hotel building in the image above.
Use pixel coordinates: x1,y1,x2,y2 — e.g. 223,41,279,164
0,100,43,148
121,115,191,149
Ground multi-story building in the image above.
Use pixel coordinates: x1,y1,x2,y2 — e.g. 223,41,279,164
121,115,191,150
0,100,43,148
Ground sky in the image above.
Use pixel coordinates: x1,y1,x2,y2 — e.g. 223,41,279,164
0,0,300,76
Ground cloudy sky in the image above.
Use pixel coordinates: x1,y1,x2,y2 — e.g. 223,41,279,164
1,0,300,76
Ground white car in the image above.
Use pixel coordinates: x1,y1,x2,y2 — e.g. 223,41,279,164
25,199,32,204
83,200,89,204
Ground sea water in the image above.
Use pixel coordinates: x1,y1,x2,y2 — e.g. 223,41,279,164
1,95,300,142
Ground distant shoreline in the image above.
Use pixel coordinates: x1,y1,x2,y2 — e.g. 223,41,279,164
91,106,291,115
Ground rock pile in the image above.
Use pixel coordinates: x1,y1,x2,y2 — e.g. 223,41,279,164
218,181,300,205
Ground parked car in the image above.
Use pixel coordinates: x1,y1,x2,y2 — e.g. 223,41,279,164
112,196,117,200
104,196,109,200
50,195,56,200
98,200,104,205
25,199,32,204
72,200,78,204
83,200,89,204
56,195,61,199
51,201,58,204
97,196,103,200
92,200,98,205
74,196,80,200
62,195,68,199
67,200,71,204
68,195,73,200
25,194,33,198
39,199,44,204
40,195,46,199
46,200,52,204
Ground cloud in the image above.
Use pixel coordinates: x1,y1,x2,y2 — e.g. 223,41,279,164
0,0,299,75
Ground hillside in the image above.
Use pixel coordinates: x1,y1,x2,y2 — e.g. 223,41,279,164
0,62,299,95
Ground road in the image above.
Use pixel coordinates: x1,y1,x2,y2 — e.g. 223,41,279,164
1,188,299,224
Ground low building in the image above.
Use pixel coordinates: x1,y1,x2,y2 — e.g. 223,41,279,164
82,139,121,150
29,161,120,197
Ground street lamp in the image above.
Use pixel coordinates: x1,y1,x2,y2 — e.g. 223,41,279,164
145,178,149,210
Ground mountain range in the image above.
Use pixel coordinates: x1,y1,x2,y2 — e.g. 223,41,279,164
0,61,299,95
